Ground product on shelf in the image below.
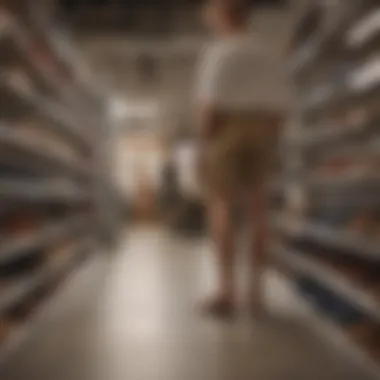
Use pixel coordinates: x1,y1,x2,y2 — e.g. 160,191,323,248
346,7,380,48
0,318,16,344
8,294,39,320
346,211,379,237
3,68,33,96
348,320,376,344
48,240,74,266
14,122,81,163
348,55,380,93
5,211,43,236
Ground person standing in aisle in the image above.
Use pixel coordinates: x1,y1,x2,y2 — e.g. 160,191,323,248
195,0,291,317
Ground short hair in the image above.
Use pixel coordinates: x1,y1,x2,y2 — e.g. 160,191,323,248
212,0,250,25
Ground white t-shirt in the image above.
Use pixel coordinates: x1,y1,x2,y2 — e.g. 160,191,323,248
195,35,293,112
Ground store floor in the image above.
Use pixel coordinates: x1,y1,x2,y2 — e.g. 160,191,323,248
0,225,369,380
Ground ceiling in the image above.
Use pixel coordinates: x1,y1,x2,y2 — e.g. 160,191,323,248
57,0,290,34
59,0,289,12
73,3,304,136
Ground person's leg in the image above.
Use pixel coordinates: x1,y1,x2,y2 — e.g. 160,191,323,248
202,192,236,316
247,185,270,314
245,113,281,315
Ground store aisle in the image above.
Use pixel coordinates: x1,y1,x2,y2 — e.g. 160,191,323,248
0,226,368,380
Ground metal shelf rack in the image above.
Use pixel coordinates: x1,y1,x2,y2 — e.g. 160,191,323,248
0,0,116,363
273,1,380,378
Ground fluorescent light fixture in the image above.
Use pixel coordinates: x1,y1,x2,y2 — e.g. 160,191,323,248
348,56,380,92
346,8,380,47
108,97,160,120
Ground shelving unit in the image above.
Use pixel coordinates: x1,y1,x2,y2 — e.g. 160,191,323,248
299,290,380,380
0,237,94,364
272,1,380,378
0,0,115,362
274,216,379,260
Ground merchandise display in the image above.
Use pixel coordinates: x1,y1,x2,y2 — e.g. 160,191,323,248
273,1,380,378
0,1,115,363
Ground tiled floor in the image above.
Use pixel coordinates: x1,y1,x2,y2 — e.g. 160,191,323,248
0,225,370,380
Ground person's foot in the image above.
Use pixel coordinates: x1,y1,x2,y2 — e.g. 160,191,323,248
200,295,235,320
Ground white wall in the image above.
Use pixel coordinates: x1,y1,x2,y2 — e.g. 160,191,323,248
113,134,165,199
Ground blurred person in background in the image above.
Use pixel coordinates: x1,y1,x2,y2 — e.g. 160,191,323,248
195,0,290,317
159,157,181,225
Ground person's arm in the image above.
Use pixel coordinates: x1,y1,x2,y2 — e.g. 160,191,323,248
194,104,217,184
196,102,224,185
194,46,225,181
195,44,226,140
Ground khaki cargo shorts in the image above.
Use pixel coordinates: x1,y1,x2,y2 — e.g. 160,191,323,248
205,111,283,196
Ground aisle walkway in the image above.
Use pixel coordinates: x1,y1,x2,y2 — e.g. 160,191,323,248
0,226,368,380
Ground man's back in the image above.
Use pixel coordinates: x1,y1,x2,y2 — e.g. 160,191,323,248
196,35,292,112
